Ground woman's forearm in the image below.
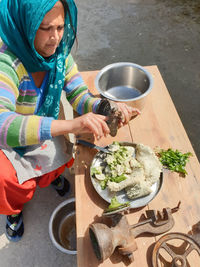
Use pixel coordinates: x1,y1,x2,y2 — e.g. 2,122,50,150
50,113,110,139
51,119,74,137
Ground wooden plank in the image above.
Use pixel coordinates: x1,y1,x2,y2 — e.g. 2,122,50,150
128,66,200,265
131,66,200,221
74,69,152,267
74,67,200,266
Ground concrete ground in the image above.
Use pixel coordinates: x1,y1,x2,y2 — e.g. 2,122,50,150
0,167,77,267
0,0,199,267
0,98,76,267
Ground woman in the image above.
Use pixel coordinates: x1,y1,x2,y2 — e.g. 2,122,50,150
0,0,140,242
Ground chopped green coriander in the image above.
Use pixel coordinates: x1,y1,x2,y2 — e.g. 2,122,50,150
158,148,192,176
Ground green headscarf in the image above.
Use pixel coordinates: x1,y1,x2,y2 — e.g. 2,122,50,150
0,0,77,119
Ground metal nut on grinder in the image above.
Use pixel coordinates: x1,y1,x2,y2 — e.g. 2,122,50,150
96,99,122,137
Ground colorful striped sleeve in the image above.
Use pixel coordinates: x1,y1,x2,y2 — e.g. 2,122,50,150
0,43,53,148
63,54,101,115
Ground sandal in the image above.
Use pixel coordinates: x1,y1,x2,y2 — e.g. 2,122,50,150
51,175,71,197
6,212,24,242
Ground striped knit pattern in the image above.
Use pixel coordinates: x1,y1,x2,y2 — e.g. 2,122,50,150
64,54,100,114
0,41,100,148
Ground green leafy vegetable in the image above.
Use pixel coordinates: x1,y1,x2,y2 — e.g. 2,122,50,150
100,178,108,190
158,148,192,176
91,167,101,176
105,196,130,212
110,174,127,183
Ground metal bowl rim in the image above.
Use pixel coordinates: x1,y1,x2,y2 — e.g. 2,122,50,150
48,197,77,254
95,62,154,102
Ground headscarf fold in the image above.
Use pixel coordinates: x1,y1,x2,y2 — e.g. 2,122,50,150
0,0,77,119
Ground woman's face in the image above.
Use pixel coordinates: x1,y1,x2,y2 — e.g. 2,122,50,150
34,1,65,58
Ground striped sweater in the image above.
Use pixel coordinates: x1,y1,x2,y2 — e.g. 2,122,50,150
0,41,100,148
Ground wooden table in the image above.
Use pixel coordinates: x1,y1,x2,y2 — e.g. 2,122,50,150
74,66,200,266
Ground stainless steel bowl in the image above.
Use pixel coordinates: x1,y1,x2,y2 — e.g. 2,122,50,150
95,62,153,110
49,198,76,254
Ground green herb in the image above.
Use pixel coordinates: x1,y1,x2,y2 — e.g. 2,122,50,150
104,196,130,212
110,174,127,183
100,178,108,190
158,148,192,176
112,141,120,146
91,167,101,176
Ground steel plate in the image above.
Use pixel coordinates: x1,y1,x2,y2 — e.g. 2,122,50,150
90,142,163,209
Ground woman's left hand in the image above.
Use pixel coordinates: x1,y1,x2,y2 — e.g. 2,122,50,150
115,102,141,126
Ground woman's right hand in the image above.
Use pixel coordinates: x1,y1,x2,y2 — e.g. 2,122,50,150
51,112,110,140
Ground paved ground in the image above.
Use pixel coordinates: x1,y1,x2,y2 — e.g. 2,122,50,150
0,168,77,267
0,0,199,267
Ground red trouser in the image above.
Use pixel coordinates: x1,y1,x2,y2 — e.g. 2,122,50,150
0,150,73,215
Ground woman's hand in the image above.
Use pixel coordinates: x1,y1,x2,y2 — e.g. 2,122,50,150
51,112,110,140
70,113,110,139
115,102,141,126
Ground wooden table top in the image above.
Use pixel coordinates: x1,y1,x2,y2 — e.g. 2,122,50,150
74,66,200,267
